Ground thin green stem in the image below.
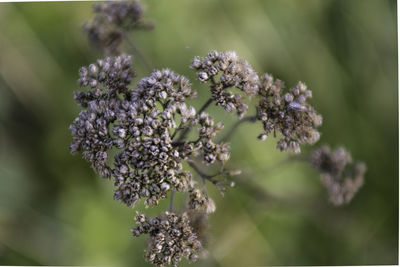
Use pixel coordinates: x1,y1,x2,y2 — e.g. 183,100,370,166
219,115,257,142
169,190,175,212
175,98,213,142
125,36,153,73
187,161,221,184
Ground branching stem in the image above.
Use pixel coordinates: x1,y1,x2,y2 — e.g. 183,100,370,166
175,98,213,142
187,161,221,184
220,114,257,142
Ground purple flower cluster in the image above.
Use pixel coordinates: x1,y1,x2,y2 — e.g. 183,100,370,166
70,56,230,211
191,50,259,118
311,145,366,205
131,211,202,267
84,0,153,55
69,45,365,266
257,74,322,153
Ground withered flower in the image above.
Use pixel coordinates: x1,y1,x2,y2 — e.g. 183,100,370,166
257,74,322,153
191,50,259,118
131,211,202,267
311,145,366,205
84,0,153,55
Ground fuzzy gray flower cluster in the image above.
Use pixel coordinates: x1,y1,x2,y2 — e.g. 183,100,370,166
84,0,153,55
311,145,366,205
194,112,230,164
65,51,321,210
70,47,365,266
256,74,322,153
112,69,199,206
191,50,259,118
192,51,322,154
131,211,202,267
70,54,134,179
70,55,229,211
76,54,134,101
188,187,216,214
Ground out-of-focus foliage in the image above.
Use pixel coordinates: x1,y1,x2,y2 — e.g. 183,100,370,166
0,0,397,266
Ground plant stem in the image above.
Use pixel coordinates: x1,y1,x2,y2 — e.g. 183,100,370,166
169,190,175,212
125,37,153,73
187,161,221,184
197,98,214,114
219,115,257,142
230,175,277,202
175,98,213,142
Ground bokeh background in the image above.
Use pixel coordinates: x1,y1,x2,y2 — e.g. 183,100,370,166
0,0,397,266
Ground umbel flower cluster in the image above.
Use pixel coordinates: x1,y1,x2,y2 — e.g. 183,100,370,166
70,49,366,265
84,0,153,55
71,2,366,265
131,211,202,267
310,145,366,206
69,51,316,265
191,50,259,118
70,56,223,210
191,51,322,153
257,74,322,153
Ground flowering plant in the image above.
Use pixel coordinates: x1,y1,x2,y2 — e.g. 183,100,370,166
69,1,366,266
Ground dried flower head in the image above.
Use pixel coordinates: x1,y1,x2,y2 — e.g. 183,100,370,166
112,69,201,206
75,54,134,104
311,145,366,205
70,54,134,178
194,112,230,164
131,211,202,267
84,0,153,55
69,37,365,266
191,50,259,118
257,74,322,153
70,56,227,211
188,187,216,214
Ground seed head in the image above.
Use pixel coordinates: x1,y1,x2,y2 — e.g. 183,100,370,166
70,56,231,209
191,50,259,118
84,0,154,55
311,145,366,205
131,211,203,267
257,74,322,153
188,188,216,214
75,54,134,106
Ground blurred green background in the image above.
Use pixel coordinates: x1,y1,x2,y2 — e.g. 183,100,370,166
0,0,397,266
